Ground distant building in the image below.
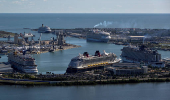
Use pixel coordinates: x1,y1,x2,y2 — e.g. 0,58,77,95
14,34,18,44
127,36,144,43
40,40,50,45
106,63,148,75
57,33,65,46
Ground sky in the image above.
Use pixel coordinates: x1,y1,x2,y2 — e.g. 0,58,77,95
0,0,170,13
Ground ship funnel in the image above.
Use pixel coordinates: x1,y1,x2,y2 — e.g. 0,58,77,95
95,50,101,57
83,52,89,57
42,24,44,27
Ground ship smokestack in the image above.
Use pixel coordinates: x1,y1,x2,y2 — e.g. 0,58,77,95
42,24,43,27
83,52,89,57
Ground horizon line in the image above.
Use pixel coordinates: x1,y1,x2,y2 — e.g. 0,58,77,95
0,13,170,14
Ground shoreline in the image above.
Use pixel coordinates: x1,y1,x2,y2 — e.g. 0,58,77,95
0,77,170,86
32,44,81,54
0,31,15,38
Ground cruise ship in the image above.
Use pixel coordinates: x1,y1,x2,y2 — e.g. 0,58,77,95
38,24,51,33
8,50,38,74
86,29,111,42
120,45,165,67
66,50,120,73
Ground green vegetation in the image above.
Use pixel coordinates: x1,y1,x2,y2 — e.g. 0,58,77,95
0,31,15,38
51,78,170,86
1,73,170,86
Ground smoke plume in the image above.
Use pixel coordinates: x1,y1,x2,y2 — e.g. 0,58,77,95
94,21,113,28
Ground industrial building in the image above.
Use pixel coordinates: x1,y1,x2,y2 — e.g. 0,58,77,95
106,63,148,75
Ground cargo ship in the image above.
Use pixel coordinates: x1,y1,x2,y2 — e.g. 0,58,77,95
66,50,120,73
120,45,165,67
8,50,38,74
86,29,111,43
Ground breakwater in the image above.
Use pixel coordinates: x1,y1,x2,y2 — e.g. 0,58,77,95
0,77,170,86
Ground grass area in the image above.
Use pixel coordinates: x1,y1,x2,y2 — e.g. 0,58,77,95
0,80,49,86
0,78,170,86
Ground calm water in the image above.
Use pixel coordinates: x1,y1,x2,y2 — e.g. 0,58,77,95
0,13,170,100
0,13,170,29
0,83,170,100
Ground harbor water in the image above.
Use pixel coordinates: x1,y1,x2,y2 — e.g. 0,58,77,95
0,13,170,100
0,83,170,100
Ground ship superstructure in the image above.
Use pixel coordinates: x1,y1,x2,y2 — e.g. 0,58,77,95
66,50,119,73
86,29,111,42
8,50,38,74
121,45,165,67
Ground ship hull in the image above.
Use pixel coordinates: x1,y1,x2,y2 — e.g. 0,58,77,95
66,66,104,73
67,59,120,73
38,31,51,33
86,38,109,43
121,56,139,63
121,56,165,67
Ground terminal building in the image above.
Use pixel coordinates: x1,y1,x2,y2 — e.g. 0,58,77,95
106,63,148,75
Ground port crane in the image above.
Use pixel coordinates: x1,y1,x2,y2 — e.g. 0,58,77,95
37,33,42,53
49,37,55,52
20,33,26,50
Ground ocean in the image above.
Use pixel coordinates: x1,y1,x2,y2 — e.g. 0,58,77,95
0,83,170,100
0,13,170,100
0,13,170,30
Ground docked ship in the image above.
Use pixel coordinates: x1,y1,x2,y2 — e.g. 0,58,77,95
120,45,165,67
38,24,51,33
86,29,111,42
8,50,38,74
66,50,120,73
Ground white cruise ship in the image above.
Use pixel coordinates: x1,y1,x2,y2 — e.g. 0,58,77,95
38,24,51,33
86,29,111,43
66,50,120,73
8,50,38,74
